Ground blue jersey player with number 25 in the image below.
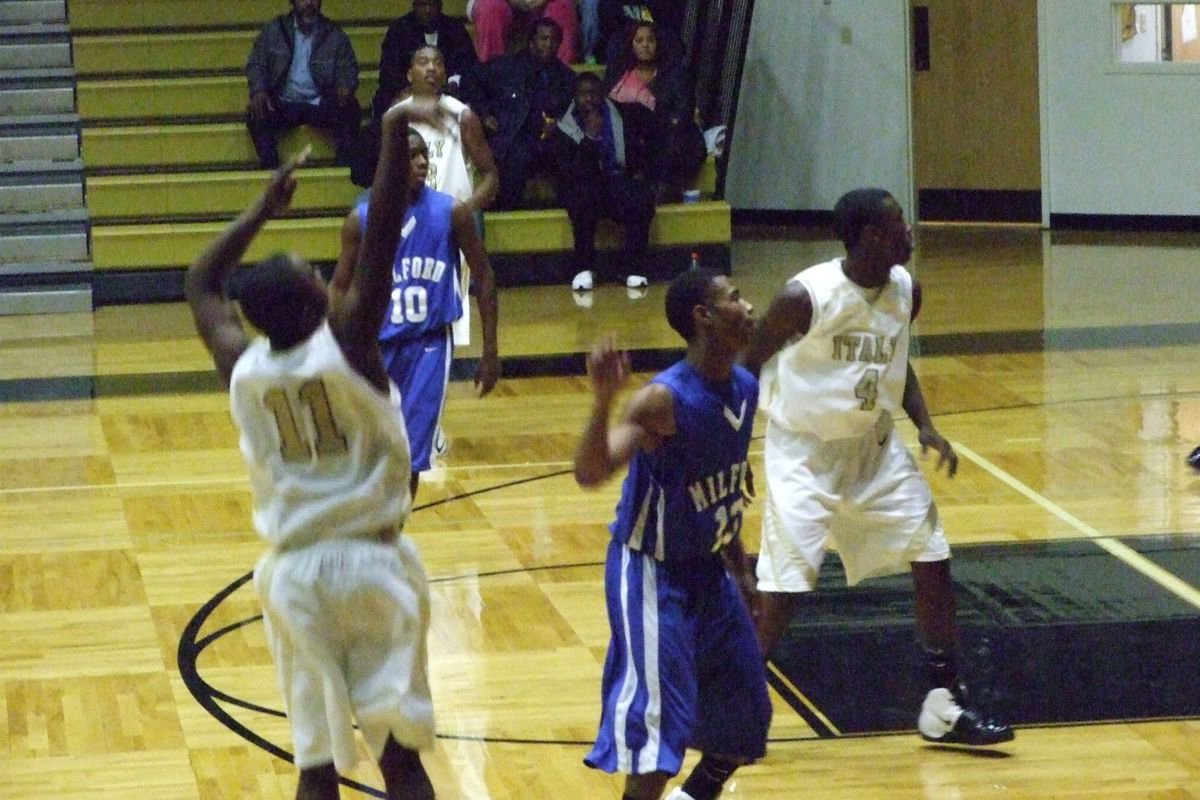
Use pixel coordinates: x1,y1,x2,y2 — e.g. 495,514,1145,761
334,130,500,498
574,269,772,800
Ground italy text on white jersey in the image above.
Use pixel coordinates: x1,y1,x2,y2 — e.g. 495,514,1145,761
760,258,912,440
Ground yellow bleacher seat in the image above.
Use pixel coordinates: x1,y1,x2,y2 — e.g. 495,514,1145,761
69,0,468,31
77,73,381,122
73,27,389,76
91,201,732,269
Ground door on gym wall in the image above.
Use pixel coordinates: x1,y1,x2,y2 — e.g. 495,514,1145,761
911,0,1042,222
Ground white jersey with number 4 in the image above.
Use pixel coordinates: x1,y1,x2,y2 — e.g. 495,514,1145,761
230,321,413,549
759,258,913,441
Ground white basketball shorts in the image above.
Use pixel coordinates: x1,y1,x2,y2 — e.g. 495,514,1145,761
756,415,950,592
254,535,434,772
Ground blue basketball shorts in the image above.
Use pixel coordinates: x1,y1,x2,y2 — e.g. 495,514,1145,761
585,540,772,776
381,327,452,472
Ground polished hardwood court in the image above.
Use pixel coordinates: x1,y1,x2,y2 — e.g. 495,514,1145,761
2,225,1200,799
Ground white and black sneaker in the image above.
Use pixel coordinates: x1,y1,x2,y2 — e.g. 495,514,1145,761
918,687,1014,746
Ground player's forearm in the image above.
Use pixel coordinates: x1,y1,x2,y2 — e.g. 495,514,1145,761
468,169,499,214
901,362,936,430
574,400,619,487
358,111,412,302
186,197,270,302
477,271,499,357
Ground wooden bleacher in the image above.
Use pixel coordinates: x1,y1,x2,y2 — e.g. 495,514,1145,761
69,0,732,301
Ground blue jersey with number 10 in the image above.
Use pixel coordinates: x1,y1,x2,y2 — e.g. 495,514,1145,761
610,360,758,562
359,187,463,342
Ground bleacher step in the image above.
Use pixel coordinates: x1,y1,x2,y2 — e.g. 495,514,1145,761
0,207,88,227
0,259,93,276
0,85,76,116
0,1,67,25
0,229,89,263
0,40,70,70
0,183,84,215
0,283,92,315
90,201,733,268
67,0,446,32
73,26,387,77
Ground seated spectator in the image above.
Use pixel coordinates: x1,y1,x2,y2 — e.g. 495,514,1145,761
373,0,477,122
548,72,655,292
244,0,360,169
461,18,575,210
596,0,682,65
468,0,579,64
607,21,706,202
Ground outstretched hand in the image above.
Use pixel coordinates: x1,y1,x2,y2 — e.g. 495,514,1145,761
587,335,631,406
918,426,958,477
260,145,310,217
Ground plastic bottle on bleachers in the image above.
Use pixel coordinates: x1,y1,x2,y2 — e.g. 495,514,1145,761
690,251,701,271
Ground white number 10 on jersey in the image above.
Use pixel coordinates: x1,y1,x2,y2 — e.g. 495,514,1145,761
391,285,430,324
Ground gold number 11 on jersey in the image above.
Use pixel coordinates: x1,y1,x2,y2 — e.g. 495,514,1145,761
263,379,349,462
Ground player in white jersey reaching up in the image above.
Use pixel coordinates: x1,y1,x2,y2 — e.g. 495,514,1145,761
186,100,441,800
741,187,1013,747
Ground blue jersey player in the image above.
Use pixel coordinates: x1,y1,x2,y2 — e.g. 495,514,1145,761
334,130,500,497
574,269,772,800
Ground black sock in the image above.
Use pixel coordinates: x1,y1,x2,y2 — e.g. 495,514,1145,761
680,756,738,800
926,646,959,691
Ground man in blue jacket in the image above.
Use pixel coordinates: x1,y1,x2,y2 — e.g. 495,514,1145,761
245,0,361,169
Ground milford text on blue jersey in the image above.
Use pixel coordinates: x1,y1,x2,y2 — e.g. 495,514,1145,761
688,459,749,513
393,256,447,284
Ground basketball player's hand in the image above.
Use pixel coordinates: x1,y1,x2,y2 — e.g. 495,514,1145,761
259,146,310,217
397,95,442,127
587,335,631,406
918,426,958,477
476,351,500,397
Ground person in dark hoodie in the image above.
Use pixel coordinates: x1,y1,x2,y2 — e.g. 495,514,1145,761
374,0,478,119
245,0,361,170
548,71,655,293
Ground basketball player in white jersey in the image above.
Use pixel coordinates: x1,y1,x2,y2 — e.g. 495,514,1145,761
741,188,1013,747
186,101,441,800
400,45,497,212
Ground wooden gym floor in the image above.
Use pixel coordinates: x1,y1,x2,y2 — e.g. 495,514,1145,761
2,225,1199,799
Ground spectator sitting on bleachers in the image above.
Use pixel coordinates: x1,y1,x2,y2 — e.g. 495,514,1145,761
607,21,706,203
548,72,654,293
596,0,682,65
374,0,477,122
245,0,360,169
461,18,575,210
468,0,579,65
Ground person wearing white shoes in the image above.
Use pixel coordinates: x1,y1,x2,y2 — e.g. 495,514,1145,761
550,72,654,293
741,188,1014,748
574,269,771,800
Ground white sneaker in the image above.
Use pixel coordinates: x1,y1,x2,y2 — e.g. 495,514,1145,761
664,789,697,800
572,270,594,291
625,274,648,289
